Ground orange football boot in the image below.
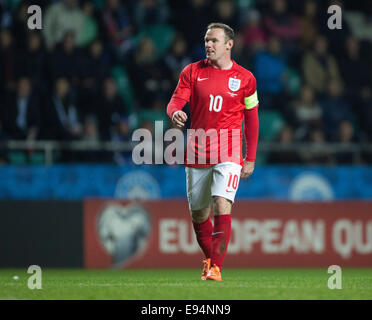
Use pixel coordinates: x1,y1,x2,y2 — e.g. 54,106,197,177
201,258,211,280
206,264,222,281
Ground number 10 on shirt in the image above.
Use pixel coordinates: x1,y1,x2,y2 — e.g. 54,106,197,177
209,94,223,112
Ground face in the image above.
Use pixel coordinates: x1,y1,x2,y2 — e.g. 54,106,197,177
119,121,130,135
273,0,286,13
204,28,232,62
315,36,327,55
83,1,94,14
268,36,281,54
328,81,341,97
217,0,233,19
91,40,102,57
138,37,156,61
305,0,317,17
85,121,97,136
346,37,359,55
56,78,69,97
280,127,293,143
173,38,187,56
18,78,31,97
339,121,353,140
63,33,75,52
107,0,119,9
104,78,117,97
28,32,41,51
301,85,313,102
311,130,324,143
0,29,12,48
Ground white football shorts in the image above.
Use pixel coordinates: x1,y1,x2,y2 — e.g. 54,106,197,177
185,162,242,211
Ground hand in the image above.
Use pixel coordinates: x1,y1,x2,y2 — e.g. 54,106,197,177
172,111,188,128
241,160,255,178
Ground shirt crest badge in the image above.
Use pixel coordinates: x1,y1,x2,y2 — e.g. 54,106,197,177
228,77,241,92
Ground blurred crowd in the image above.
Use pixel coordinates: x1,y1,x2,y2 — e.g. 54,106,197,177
0,0,372,164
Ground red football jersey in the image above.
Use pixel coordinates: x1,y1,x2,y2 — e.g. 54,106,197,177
171,59,259,168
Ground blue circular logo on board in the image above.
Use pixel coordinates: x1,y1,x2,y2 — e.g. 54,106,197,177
115,170,161,200
289,172,334,201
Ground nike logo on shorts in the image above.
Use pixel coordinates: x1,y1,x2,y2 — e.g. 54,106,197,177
197,77,208,81
225,189,234,193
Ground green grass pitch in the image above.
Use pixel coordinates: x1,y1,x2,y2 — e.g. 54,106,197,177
1,268,372,300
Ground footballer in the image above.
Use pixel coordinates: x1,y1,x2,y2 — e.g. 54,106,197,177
166,23,259,281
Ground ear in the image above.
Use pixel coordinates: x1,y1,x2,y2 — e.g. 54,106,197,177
227,39,233,50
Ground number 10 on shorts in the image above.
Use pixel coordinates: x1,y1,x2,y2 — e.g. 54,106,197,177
227,172,238,191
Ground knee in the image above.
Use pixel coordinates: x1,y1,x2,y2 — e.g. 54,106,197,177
191,209,210,223
212,196,232,215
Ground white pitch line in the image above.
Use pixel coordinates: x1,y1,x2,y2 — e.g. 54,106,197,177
2,281,324,290
73,282,311,289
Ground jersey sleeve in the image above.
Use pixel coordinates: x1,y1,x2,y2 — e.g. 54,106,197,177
172,63,192,102
244,73,259,110
166,64,192,119
244,107,259,161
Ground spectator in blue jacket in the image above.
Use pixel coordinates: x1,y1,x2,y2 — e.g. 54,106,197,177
254,36,288,110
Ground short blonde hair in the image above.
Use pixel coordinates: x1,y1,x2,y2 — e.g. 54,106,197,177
206,22,235,42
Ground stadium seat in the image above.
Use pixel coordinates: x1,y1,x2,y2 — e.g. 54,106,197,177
92,0,105,9
258,110,285,142
8,151,27,165
111,66,135,114
350,113,360,135
30,152,45,165
286,68,301,96
3,0,21,12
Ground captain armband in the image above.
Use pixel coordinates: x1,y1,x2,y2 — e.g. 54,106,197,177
244,91,259,110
